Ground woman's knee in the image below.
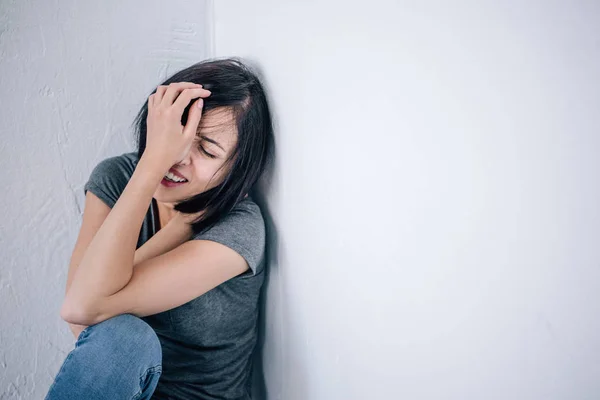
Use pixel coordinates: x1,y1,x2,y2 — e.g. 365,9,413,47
45,315,162,399
78,313,162,368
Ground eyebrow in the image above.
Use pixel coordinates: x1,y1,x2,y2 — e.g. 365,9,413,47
199,135,225,152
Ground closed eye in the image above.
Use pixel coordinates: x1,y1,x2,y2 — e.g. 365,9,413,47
198,144,216,159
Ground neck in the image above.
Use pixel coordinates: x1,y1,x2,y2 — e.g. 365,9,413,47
155,200,177,230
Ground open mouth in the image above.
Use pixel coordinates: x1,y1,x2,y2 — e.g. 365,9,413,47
161,171,188,187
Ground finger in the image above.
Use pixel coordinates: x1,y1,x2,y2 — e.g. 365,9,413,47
154,85,168,104
182,98,204,138
172,87,211,115
161,82,203,107
148,93,155,109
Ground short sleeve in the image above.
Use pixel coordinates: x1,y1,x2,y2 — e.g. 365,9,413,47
83,152,137,208
192,198,266,277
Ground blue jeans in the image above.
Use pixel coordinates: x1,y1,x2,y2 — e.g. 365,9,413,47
45,314,163,400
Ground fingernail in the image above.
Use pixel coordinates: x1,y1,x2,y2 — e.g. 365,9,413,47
197,98,204,108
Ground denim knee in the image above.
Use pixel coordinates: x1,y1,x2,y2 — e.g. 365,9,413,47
77,313,162,370
45,314,163,400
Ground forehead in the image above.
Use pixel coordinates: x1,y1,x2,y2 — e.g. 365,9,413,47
196,107,237,149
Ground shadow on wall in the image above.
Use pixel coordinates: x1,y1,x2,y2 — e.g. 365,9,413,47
249,174,278,400
246,59,281,400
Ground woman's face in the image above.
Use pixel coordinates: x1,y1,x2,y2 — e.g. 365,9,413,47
153,107,238,203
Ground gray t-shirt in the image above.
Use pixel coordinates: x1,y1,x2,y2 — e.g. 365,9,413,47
83,151,266,400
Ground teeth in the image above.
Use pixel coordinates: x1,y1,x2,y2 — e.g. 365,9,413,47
164,171,187,183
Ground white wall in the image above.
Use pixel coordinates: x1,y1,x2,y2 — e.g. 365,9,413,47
215,2,600,399
0,1,212,397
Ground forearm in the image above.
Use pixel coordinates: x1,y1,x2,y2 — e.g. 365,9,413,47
64,155,166,311
133,217,192,266
64,225,188,338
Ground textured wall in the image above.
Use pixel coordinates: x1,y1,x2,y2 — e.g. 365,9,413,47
214,1,600,399
0,1,212,397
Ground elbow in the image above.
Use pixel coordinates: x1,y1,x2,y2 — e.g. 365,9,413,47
60,300,83,324
60,298,98,326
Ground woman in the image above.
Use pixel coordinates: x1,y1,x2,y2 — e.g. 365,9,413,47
45,58,274,400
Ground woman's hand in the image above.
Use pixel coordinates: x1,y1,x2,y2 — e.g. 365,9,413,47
171,209,205,226
163,210,205,241
143,82,212,171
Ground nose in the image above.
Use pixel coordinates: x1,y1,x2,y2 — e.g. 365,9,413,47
176,149,192,166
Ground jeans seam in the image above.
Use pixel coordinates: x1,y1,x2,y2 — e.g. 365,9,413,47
75,326,92,347
130,365,162,400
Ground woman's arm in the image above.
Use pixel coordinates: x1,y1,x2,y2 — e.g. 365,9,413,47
133,213,193,267
61,82,209,321
64,191,112,339
62,155,166,317
66,204,191,339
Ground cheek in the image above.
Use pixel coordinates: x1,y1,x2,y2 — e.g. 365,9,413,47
192,162,227,187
